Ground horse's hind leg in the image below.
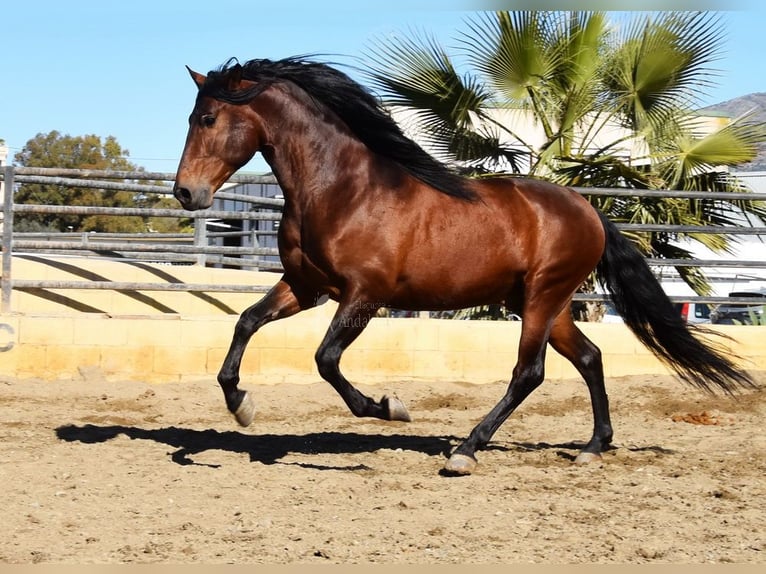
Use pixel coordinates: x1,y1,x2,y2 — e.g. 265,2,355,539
547,311,613,463
218,276,318,426
314,298,411,422
444,312,552,475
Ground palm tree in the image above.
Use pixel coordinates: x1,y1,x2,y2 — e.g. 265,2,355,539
364,11,766,307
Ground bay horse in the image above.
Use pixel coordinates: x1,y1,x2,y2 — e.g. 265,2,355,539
173,56,754,475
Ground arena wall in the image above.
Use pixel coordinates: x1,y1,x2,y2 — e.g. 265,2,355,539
1,308,763,386
1,256,763,385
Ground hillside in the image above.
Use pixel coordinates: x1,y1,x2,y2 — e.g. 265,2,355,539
701,92,766,171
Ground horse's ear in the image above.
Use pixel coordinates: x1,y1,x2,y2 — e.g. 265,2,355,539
227,63,243,90
186,66,206,90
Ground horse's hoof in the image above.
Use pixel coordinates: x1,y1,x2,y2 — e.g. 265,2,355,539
382,395,411,422
443,454,477,476
574,451,602,465
233,392,256,427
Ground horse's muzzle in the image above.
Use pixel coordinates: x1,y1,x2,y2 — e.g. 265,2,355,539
173,185,212,211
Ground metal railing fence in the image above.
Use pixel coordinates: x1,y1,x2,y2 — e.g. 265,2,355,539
1,166,765,314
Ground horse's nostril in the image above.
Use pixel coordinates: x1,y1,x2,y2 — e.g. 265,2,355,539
174,186,192,203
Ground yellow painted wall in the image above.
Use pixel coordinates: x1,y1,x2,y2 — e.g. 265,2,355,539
1,310,763,386
1,256,763,385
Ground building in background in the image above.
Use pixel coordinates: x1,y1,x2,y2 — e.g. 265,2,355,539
207,178,283,270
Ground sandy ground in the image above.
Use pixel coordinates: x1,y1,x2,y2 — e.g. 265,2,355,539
1,369,764,564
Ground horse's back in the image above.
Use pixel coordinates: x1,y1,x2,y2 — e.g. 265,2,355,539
370,175,606,310
474,176,600,227
469,176,605,259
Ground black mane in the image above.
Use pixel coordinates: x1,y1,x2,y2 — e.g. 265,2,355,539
200,56,477,201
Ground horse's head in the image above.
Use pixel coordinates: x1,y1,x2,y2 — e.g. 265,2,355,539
173,65,262,210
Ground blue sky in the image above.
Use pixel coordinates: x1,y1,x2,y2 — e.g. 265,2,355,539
2,1,765,174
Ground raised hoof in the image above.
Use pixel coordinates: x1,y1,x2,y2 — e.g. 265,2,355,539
382,395,411,422
443,454,477,476
233,391,256,427
574,451,603,465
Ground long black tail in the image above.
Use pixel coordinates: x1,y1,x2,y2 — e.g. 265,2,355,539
595,212,756,394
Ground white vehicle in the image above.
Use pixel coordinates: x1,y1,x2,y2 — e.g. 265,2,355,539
673,302,712,324
601,302,711,324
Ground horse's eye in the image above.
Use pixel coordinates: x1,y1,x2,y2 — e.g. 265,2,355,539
201,114,216,127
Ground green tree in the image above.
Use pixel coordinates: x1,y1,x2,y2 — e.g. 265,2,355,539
13,131,183,233
365,11,766,305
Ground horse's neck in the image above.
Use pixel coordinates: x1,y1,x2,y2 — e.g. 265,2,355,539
258,85,364,202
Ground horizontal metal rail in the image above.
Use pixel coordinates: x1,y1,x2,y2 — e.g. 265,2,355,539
645,258,766,268
212,257,282,270
9,251,283,270
9,282,760,304
616,223,766,235
2,166,765,314
1,167,278,184
16,232,194,241
215,191,284,207
11,175,174,195
10,250,276,265
8,175,286,208
11,200,765,233
573,293,766,304
12,239,279,257
574,186,766,201
12,203,282,221
15,231,276,242
11,279,274,293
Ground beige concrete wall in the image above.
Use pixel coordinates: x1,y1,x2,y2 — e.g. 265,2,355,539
1,256,764,385
1,309,763,385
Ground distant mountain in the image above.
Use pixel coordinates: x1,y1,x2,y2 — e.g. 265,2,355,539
700,92,766,172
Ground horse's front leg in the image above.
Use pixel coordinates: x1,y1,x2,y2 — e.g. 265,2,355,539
218,277,318,426
314,299,411,422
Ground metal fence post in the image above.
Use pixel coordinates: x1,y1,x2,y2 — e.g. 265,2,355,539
1,166,14,313
193,216,207,266
251,226,260,272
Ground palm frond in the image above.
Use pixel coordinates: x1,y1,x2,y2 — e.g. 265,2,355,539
657,111,766,188
603,12,725,133
461,11,556,104
365,29,520,168
364,30,488,126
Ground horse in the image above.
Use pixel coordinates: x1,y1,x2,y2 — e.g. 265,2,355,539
172,56,755,476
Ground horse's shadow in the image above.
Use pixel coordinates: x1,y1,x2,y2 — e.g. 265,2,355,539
55,424,460,471
55,424,676,471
